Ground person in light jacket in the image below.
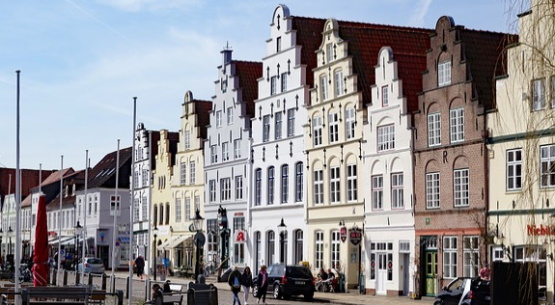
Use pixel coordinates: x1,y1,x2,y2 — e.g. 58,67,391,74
241,266,253,305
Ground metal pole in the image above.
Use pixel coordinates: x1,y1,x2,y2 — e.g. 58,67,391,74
82,151,88,263
153,234,157,282
128,97,137,305
6,174,11,260
15,70,21,299
112,140,120,276
57,156,63,284
147,130,152,276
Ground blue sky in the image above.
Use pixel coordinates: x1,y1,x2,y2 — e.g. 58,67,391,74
0,0,523,170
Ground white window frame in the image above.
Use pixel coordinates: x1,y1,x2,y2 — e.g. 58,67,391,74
391,172,404,209
314,169,324,205
426,172,440,209
329,112,339,143
184,130,190,150
271,76,277,96
382,85,389,107
334,69,343,97
222,142,229,161
189,161,196,185
533,78,546,111
281,73,287,92
540,144,555,187
438,60,451,87
377,125,395,151
326,43,334,63
295,162,303,202
210,145,218,164
347,164,357,202
315,231,324,269
268,166,275,205
180,162,187,185
235,175,243,200
320,75,328,101
372,175,383,210
287,109,295,137
185,197,191,221
234,139,241,158
507,149,522,191
428,113,441,147
450,108,464,143
345,107,355,140
443,236,458,279
175,198,182,222
330,166,340,204
275,112,282,140
227,107,233,125
220,178,231,201
216,110,222,127
313,116,323,146
454,168,469,207
463,236,479,277
281,165,289,203
209,180,216,202
331,231,340,269
263,115,271,142
255,169,262,206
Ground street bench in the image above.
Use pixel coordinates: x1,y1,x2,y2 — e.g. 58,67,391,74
21,286,123,305
186,282,218,305
162,294,183,305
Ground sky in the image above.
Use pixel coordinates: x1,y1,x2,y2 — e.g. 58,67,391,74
0,0,525,171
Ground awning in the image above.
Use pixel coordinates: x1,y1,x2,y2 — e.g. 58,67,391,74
118,237,130,243
165,235,191,250
48,236,73,246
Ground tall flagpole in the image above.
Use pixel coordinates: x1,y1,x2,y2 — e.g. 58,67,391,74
128,97,137,305
57,156,63,284
14,70,21,298
82,151,88,268
111,140,120,282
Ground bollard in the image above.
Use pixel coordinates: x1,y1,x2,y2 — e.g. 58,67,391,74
126,276,130,299
145,279,151,301
101,273,107,290
111,275,116,294
88,273,94,286
116,290,124,305
52,269,57,285
75,270,80,285
63,270,68,286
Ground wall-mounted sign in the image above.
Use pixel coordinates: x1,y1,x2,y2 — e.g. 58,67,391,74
340,226,347,243
234,230,246,243
527,224,555,236
349,227,362,246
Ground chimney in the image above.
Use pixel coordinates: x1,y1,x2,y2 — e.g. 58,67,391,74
222,41,233,65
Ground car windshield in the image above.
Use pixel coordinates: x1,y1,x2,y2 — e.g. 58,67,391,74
286,266,312,278
87,258,103,264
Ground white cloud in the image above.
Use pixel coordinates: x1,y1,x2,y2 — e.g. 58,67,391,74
95,0,203,12
408,0,434,27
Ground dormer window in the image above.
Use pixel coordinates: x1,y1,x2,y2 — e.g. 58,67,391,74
438,61,451,87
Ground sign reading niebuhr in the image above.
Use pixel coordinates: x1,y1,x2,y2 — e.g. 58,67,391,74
349,227,362,246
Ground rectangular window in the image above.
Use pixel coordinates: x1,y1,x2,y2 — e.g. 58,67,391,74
428,113,441,146
443,236,458,279
450,108,464,143
216,110,222,127
454,168,469,207
372,175,383,209
533,78,546,110
313,116,322,146
263,115,271,142
438,61,452,87
194,196,200,213
326,43,334,63
331,231,340,269
540,144,555,187
180,162,186,185
276,36,281,53
142,168,148,187
209,180,216,202
321,75,328,101
334,69,343,97
255,169,262,206
329,112,339,143
314,169,324,204
275,112,282,140
142,195,147,221
184,130,190,150
235,176,243,200
507,149,522,190
222,142,229,161
175,198,182,222
234,139,241,158
281,165,289,203
210,145,218,163
227,107,233,124
281,73,287,92
551,76,555,108
330,166,340,204
315,231,324,269
271,76,277,96
377,125,395,151
185,198,191,221
220,178,231,201
391,173,404,209
426,172,440,209
382,85,389,106
295,162,303,202
287,109,295,137
345,107,355,139
189,161,196,184
267,167,275,205
463,236,479,277
347,164,357,202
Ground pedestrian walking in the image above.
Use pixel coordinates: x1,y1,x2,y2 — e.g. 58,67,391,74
241,266,253,305
135,255,145,279
228,266,242,305
256,265,268,305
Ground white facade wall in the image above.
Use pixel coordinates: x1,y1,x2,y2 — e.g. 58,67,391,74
363,47,415,296
204,50,253,267
250,4,308,273
133,124,153,262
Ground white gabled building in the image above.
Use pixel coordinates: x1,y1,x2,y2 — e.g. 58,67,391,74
249,4,316,273
363,45,428,296
203,48,261,269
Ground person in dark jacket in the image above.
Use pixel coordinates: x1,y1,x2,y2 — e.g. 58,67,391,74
241,266,253,305
144,284,163,305
228,266,242,305
135,255,145,279
256,265,268,304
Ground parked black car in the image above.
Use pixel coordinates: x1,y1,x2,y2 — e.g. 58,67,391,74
253,264,315,301
460,278,491,305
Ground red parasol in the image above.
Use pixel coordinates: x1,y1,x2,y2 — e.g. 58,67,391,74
32,194,49,286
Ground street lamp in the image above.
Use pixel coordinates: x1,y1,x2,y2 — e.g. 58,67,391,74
217,205,229,269
278,218,287,264
193,208,205,282
152,226,159,281
74,221,83,266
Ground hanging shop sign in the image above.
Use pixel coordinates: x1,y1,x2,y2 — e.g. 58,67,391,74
234,230,246,243
349,227,362,246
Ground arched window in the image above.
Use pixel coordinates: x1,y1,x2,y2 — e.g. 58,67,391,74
267,231,275,266
294,229,304,264
165,203,170,225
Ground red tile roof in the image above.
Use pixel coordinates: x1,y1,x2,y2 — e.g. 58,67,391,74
235,61,263,119
291,17,326,90
193,100,213,142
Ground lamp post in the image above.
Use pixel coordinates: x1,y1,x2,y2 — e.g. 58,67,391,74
217,205,229,269
193,208,205,282
74,221,83,283
278,218,287,264
152,226,159,281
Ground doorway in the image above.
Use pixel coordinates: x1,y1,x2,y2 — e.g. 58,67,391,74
97,245,109,269
376,253,387,294
424,250,437,296
402,253,410,295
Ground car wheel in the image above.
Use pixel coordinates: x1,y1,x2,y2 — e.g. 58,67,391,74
282,293,291,300
433,300,443,305
304,292,314,301
252,285,259,297
273,285,282,299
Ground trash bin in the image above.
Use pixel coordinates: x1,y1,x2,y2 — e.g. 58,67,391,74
339,273,345,293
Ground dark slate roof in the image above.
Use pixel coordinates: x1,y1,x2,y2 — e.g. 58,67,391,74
235,61,263,119
337,25,432,109
167,131,180,167
194,100,213,141
87,147,132,189
150,131,161,171
458,28,518,109
47,170,86,209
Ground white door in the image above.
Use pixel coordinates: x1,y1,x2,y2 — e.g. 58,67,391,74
377,253,387,294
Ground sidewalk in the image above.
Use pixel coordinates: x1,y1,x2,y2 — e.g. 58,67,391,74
115,270,435,305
